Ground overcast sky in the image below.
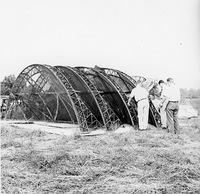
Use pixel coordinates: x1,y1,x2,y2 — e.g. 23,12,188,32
0,0,200,89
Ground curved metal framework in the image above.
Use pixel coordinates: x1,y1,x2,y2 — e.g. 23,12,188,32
6,64,161,132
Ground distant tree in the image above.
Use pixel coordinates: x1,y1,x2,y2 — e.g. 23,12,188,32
1,75,16,95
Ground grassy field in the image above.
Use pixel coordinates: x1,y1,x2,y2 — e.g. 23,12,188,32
1,118,200,194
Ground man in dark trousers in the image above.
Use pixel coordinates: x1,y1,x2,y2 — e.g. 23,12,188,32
165,78,180,134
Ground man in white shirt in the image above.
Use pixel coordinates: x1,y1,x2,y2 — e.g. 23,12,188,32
128,81,149,130
158,80,169,129
165,78,180,134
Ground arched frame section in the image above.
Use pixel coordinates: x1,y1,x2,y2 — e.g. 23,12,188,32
8,64,76,122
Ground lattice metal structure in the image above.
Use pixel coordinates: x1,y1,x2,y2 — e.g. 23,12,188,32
6,64,161,132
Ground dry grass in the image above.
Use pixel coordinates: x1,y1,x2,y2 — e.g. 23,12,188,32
1,118,200,194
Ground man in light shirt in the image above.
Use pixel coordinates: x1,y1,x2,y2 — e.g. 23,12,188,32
165,78,180,134
128,81,149,130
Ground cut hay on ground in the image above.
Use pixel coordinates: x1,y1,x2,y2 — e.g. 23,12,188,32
1,118,200,193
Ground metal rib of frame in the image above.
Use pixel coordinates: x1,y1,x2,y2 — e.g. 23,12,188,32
76,67,134,126
101,67,161,128
8,64,77,123
71,66,122,130
53,66,102,132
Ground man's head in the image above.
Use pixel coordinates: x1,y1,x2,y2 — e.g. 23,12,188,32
167,78,174,86
158,80,165,88
136,80,142,87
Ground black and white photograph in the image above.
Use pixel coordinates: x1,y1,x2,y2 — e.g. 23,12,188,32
1,0,200,193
